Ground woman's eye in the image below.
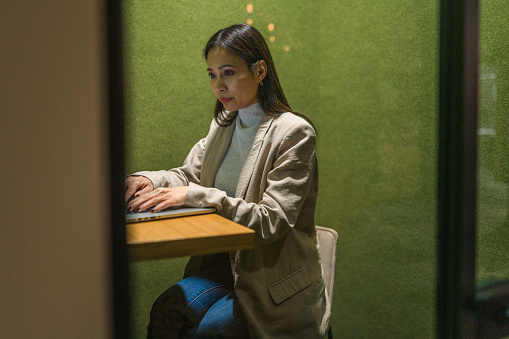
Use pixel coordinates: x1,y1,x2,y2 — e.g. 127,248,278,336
224,70,234,76
208,73,216,79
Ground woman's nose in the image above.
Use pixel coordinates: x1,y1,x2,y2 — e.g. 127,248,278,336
215,78,226,92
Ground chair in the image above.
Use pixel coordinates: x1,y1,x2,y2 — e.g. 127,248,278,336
316,226,338,339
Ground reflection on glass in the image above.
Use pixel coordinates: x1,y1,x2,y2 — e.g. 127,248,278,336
477,0,509,285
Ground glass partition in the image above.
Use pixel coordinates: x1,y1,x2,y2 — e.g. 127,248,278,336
477,0,509,287
124,1,439,337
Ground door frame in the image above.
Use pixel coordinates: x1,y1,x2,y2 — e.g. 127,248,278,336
106,0,509,337
107,1,131,338
437,0,509,337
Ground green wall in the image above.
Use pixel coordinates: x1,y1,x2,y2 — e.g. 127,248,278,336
124,1,508,338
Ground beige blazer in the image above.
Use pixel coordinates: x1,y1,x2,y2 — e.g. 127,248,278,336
135,111,331,338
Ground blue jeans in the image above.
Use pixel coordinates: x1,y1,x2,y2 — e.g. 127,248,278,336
147,265,249,339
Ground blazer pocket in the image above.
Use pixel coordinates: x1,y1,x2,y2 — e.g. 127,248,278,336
268,267,312,305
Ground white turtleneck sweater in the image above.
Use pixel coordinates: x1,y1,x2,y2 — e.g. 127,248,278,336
214,102,263,197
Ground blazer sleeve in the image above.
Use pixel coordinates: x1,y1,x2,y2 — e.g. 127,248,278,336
131,137,205,188
185,119,317,244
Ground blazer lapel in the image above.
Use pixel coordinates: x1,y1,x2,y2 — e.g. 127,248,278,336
201,113,237,187
235,113,275,198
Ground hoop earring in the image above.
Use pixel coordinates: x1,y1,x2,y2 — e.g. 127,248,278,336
259,80,264,87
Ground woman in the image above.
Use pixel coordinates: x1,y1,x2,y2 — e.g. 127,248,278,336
125,24,331,338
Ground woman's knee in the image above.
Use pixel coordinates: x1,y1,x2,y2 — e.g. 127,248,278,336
195,293,249,339
148,268,235,338
148,285,189,338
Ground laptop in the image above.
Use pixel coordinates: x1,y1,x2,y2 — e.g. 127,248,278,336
125,206,216,224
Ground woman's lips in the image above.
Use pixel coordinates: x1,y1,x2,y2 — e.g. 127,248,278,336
219,97,232,104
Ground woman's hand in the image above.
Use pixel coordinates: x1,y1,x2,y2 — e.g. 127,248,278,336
124,176,154,202
127,186,189,213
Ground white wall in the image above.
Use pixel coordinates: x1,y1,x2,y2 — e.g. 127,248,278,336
0,2,113,337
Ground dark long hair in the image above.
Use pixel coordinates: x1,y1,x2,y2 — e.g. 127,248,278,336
204,24,313,128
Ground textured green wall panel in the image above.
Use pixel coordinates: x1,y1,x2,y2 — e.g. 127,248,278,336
314,1,438,337
125,1,440,338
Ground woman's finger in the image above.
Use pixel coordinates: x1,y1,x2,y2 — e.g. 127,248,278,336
128,193,151,211
134,186,152,198
125,181,140,202
125,176,153,202
128,187,188,212
150,197,176,213
130,190,162,212
137,194,165,212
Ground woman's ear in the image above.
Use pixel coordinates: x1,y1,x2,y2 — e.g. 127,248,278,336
257,60,267,81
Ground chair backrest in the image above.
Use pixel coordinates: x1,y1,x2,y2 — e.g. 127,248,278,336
315,226,338,302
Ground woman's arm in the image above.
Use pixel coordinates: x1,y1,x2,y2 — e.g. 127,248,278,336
133,137,206,188
124,137,206,208
186,120,317,244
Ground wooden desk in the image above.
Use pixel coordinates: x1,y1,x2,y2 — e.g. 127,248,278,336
126,213,255,261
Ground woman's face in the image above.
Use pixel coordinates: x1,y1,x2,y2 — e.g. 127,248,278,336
207,46,264,111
